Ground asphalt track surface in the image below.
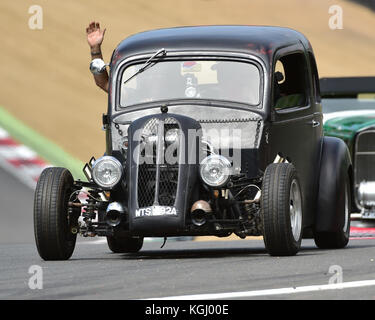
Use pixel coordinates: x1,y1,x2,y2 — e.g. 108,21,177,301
1,165,375,300
0,163,35,244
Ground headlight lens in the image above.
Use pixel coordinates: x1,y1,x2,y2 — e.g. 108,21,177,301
92,156,123,189
200,155,231,187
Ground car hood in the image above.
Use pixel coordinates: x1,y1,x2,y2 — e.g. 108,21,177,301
323,110,375,142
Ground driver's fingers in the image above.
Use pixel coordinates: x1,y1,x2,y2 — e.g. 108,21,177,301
95,22,100,30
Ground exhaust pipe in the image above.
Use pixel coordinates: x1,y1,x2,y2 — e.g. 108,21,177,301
106,202,125,227
191,200,212,227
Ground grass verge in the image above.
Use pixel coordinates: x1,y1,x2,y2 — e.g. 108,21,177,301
0,106,85,180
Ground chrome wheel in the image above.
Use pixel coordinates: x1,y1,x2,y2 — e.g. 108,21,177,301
290,179,302,241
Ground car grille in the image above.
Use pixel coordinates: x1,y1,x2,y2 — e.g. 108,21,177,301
355,130,375,186
137,118,179,208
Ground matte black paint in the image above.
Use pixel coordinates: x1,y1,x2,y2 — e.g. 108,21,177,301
107,26,314,122
127,113,201,235
315,137,352,233
101,25,350,237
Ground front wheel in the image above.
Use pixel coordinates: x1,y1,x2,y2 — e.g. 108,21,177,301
261,163,303,256
34,167,77,260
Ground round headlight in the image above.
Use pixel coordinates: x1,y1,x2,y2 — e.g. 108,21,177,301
92,156,123,189
200,155,231,187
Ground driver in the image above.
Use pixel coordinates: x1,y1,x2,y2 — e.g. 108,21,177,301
86,22,185,103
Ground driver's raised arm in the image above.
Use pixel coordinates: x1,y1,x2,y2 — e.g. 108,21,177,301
86,21,109,92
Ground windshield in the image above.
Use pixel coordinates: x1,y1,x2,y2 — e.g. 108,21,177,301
119,60,261,107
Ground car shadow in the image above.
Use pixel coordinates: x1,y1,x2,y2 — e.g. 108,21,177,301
120,247,268,260
116,243,335,260
117,238,375,260
71,238,374,262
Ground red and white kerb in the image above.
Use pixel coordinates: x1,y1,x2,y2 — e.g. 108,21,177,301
0,127,49,189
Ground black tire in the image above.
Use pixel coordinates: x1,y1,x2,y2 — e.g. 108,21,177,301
34,167,77,260
261,163,303,256
107,235,143,253
314,175,351,249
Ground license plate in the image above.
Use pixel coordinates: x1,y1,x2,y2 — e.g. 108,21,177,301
135,206,177,217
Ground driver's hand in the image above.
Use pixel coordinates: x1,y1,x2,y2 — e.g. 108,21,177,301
86,21,106,49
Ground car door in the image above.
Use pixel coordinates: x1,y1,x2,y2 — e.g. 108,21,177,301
268,49,321,227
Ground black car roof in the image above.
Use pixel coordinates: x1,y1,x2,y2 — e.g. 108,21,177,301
112,25,311,66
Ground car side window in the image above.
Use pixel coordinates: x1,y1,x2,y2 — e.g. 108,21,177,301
273,52,310,111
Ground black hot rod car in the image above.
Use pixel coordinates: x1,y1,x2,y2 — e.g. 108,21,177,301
34,26,352,260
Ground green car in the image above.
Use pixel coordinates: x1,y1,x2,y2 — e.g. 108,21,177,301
321,77,375,220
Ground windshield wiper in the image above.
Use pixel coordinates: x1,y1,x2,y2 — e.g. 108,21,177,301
123,48,167,85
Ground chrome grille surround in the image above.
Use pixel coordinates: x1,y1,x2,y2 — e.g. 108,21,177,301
354,129,375,210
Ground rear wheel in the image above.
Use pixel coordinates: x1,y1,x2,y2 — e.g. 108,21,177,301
261,163,303,256
314,175,351,249
34,167,77,260
107,235,143,253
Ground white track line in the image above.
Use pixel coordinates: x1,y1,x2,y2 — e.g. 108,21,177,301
147,280,375,300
